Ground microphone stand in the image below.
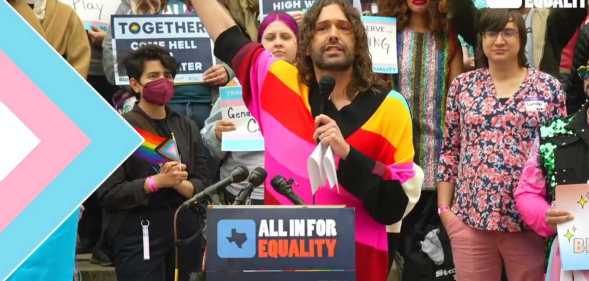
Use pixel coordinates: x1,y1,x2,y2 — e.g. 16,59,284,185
173,205,183,281
233,185,255,205
171,165,248,281
173,198,208,281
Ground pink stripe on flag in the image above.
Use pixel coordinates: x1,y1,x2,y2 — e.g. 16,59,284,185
220,100,246,107
0,51,90,232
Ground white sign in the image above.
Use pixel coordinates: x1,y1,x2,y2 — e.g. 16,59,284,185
60,0,119,30
220,86,264,151
556,184,589,270
362,16,398,74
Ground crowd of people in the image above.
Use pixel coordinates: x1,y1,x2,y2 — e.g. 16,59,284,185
7,0,589,280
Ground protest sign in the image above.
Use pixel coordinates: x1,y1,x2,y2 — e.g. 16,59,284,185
220,86,264,151
60,0,119,30
111,15,214,85
259,0,353,17
363,16,397,74
556,184,589,270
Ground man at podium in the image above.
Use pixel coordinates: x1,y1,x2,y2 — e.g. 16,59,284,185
190,1,424,280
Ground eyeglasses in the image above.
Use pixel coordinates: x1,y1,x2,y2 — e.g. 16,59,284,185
482,28,518,41
578,65,589,80
314,20,353,34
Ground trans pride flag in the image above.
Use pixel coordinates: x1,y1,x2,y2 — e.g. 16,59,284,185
134,127,180,165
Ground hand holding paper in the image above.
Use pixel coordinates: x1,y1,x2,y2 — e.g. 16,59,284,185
546,207,574,231
313,114,350,159
308,143,339,195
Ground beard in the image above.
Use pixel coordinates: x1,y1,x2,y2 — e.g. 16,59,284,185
310,42,354,71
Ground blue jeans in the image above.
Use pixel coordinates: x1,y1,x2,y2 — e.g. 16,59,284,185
168,101,211,130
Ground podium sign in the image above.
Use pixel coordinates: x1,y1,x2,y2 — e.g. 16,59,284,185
206,206,356,281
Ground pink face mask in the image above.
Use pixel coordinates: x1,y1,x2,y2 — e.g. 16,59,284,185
141,78,175,105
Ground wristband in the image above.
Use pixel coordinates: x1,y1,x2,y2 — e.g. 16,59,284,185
437,205,450,215
146,176,158,193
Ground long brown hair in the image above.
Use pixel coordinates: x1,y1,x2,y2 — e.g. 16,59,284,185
377,0,448,34
133,0,165,14
296,0,385,98
133,0,193,14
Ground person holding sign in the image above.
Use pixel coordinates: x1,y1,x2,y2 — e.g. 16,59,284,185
102,0,233,184
378,0,462,191
102,0,232,130
377,0,463,270
190,0,424,280
437,9,566,281
515,61,589,280
96,45,209,281
201,12,299,205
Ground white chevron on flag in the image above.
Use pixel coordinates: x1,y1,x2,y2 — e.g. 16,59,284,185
0,102,39,182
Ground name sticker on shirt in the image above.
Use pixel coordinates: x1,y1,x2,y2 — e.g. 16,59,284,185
524,97,547,113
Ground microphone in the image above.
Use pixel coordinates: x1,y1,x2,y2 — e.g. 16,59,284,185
233,167,267,205
271,175,305,205
317,75,335,117
182,165,249,208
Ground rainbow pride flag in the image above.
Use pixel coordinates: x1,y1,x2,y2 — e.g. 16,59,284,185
134,127,180,165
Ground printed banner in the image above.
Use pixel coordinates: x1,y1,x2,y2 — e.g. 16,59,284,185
206,206,356,281
111,15,214,85
60,0,119,30
362,16,397,74
220,86,264,151
259,0,353,17
556,184,589,270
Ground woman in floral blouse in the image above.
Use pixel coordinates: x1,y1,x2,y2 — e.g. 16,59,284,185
436,9,566,281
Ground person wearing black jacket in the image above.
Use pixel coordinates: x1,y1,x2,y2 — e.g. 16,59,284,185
564,23,589,114
96,45,209,281
539,8,587,79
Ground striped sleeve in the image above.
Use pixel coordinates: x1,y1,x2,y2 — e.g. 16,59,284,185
214,26,275,122
381,91,423,232
337,91,423,225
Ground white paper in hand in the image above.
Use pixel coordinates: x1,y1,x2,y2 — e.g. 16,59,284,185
323,145,339,193
307,143,339,195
